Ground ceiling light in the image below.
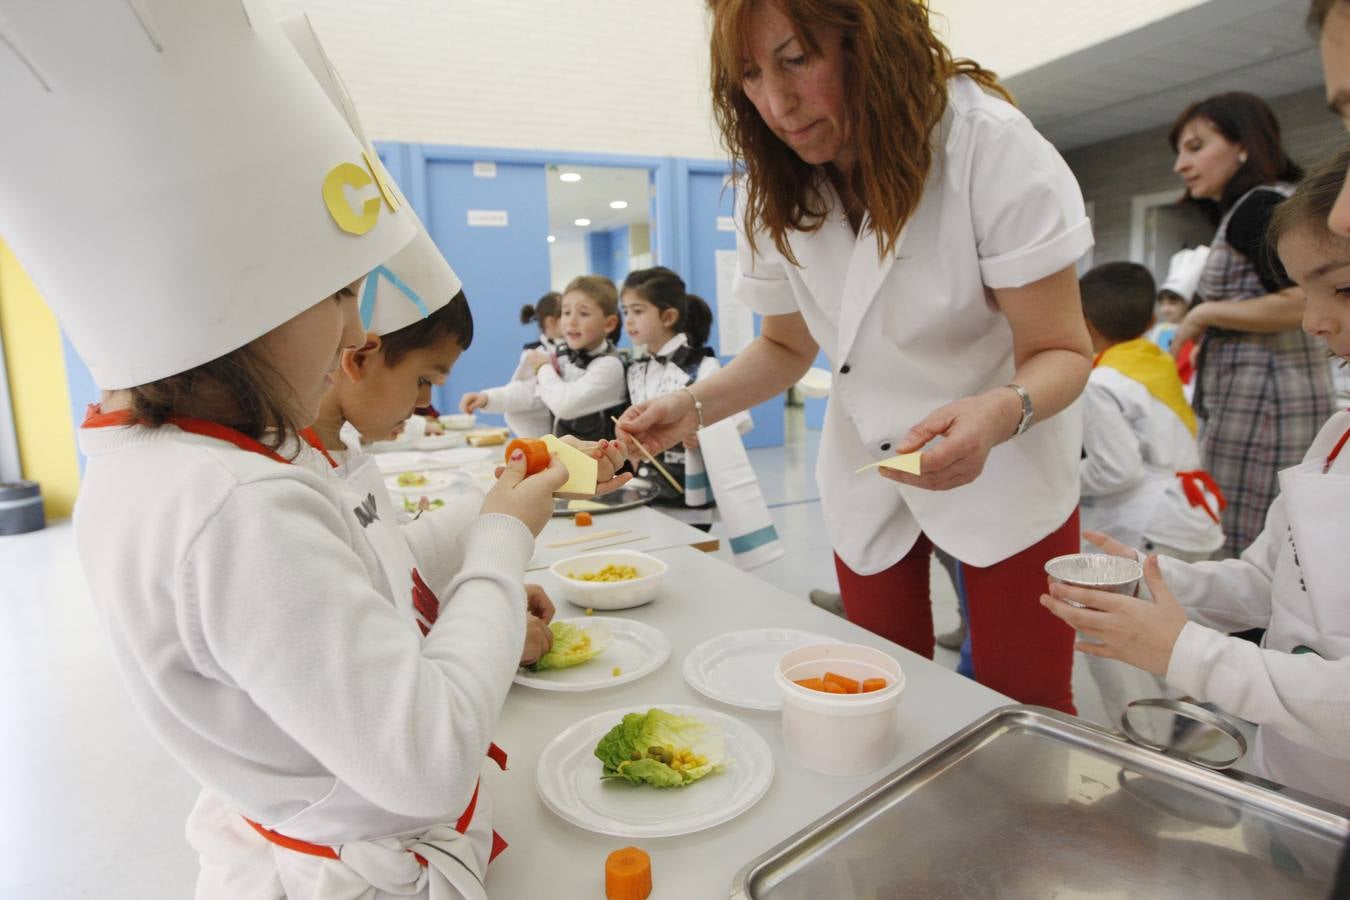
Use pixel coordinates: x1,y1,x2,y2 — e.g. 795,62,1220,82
574,218,591,227
559,172,582,183
609,200,629,210
547,235,556,243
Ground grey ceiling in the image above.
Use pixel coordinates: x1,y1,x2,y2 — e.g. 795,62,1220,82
1006,0,1325,151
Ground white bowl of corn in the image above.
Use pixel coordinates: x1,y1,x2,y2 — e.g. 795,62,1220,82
548,550,669,611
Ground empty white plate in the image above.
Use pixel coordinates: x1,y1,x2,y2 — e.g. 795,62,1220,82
385,472,458,494
535,703,773,838
514,618,669,692
683,629,835,711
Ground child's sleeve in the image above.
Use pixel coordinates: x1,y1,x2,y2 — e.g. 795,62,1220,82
1166,624,1350,761
1079,377,1144,498
535,356,627,420
1154,493,1283,632
482,378,541,415
185,478,531,821
400,491,485,595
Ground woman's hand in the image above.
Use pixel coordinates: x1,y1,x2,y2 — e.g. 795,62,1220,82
558,436,633,495
460,392,489,414
481,448,569,535
881,389,1021,491
1171,303,1211,361
682,434,700,450
616,393,699,456
1040,555,1189,677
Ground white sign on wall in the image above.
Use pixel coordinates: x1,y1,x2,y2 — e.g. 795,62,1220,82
466,209,509,227
472,161,498,178
714,248,755,355
716,215,735,232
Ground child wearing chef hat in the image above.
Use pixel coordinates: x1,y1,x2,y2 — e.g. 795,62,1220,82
1043,148,1350,808
0,3,570,897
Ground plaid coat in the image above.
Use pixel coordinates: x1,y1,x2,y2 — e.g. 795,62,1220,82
1194,184,1334,557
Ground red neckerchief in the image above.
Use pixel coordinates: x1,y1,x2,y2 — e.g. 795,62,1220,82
82,405,509,862
1325,421,1350,474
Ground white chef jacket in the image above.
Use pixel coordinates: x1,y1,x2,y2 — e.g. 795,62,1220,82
734,75,1093,572
1159,411,1350,806
481,335,558,438
1080,366,1224,555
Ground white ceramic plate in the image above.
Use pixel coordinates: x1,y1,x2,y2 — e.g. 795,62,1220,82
683,629,836,711
535,703,773,838
412,432,466,451
425,446,497,467
385,472,457,494
513,618,669,692
365,434,415,453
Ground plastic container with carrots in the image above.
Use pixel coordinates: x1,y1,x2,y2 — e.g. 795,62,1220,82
775,642,905,777
504,438,551,475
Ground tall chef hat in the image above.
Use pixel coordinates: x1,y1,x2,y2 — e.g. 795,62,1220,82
282,13,462,337
1159,245,1212,302
0,0,415,389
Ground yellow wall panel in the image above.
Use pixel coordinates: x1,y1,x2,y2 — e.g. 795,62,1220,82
0,239,81,520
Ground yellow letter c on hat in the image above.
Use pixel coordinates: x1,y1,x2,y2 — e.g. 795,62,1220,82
323,150,399,235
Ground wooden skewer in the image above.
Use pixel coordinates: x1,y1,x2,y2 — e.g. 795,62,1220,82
568,534,648,552
612,417,684,495
546,528,629,549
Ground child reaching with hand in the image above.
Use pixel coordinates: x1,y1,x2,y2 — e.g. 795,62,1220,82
1043,148,1350,807
459,291,561,437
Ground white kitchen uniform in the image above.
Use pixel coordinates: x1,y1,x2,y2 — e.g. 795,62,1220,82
480,336,560,438
1159,411,1350,807
733,76,1092,573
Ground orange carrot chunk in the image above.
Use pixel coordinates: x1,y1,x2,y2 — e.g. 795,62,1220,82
605,846,652,900
504,438,551,475
820,680,849,694
793,677,826,691
575,511,594,527
861,677,888,692
823,671,861,694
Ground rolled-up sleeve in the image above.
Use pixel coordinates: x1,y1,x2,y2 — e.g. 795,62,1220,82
971,115,1094,289
733,187,799,316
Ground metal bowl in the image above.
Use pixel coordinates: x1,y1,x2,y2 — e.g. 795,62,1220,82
1044,553,1142,607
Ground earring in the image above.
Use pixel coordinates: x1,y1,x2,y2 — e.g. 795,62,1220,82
1238,152,1248,164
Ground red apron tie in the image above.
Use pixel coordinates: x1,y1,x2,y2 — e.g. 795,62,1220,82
1176,470,1228,525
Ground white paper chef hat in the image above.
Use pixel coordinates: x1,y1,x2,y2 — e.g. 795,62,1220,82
0,0,416,389
1159,246,1212,302
282,13,462,338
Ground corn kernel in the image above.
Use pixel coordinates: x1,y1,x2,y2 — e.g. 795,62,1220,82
612,666,622,677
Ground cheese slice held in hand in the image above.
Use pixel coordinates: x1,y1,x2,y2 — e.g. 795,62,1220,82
855,452,922,476
542,434,599,496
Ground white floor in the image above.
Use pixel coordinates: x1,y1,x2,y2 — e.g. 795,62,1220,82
0,406,1110,899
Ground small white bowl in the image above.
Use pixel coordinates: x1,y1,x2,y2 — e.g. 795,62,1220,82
440,413,477,430
549,550,668,610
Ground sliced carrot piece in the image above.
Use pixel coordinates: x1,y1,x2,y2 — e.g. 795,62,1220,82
861,677,888,692
793,677,826,691
504,438,551,475
575,511,594,527
820,680,849,694
823,671,861,694
605,846,652,900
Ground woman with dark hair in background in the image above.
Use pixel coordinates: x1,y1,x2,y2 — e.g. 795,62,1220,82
1169,92,1334,557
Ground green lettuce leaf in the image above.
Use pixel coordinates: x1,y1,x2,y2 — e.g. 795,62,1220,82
593,708,730,788
530,621,612,671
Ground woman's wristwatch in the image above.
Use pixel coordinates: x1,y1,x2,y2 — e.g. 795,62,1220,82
1004,383,1034,437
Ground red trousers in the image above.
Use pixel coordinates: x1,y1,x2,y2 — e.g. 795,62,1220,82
834,509,1079,714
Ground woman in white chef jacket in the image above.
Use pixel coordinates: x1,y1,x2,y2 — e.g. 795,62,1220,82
620,0,1095,712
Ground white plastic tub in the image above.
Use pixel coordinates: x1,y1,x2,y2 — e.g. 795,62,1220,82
775,642,906,777
549,550,668,610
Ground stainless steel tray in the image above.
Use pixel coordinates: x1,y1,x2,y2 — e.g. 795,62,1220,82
732,705,1350,899
550,479,659,517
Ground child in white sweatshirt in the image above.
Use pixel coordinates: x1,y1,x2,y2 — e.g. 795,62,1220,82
1042,148,1350,807
458,291,561,437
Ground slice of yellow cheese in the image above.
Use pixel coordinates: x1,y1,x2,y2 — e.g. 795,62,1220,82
854,452,922,476
542,434,598,496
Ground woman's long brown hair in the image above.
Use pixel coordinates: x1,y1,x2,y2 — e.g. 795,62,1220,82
709,0,1009,265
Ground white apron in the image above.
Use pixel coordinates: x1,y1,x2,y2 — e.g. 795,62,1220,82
190,444,501,899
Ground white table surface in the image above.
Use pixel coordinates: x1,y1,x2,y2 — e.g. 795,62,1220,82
528,506,718,571
485,545,1009,898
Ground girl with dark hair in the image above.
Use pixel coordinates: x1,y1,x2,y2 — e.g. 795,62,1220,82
459,290,562,436
1169,92,1334,557
621,267,752,525
620,0,1095,713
